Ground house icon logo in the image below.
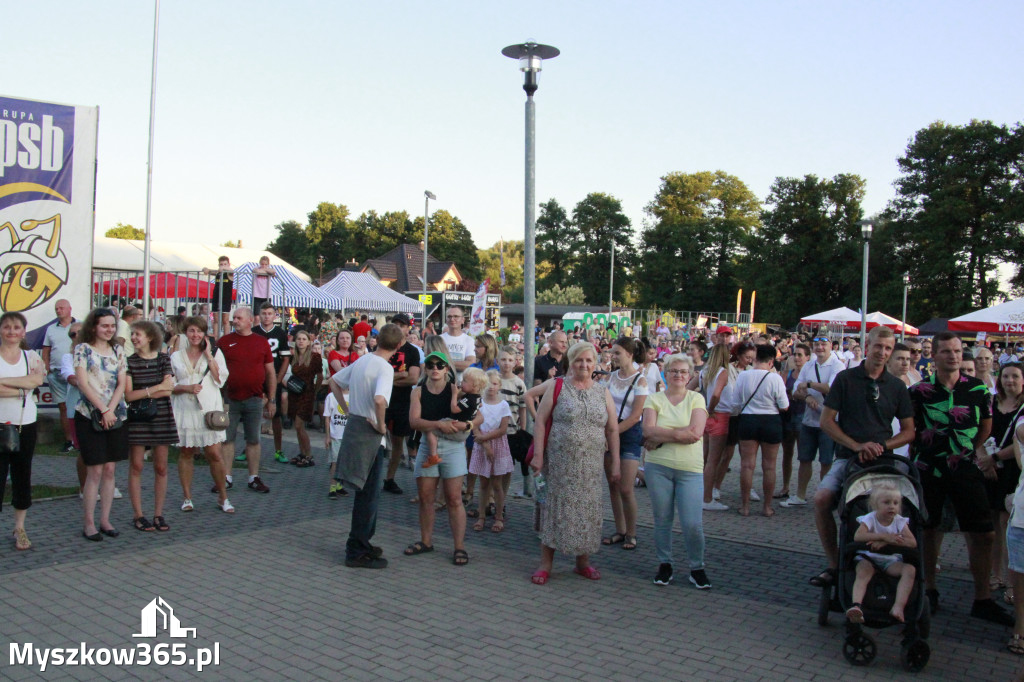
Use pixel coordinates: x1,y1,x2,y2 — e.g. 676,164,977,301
133,597,197,638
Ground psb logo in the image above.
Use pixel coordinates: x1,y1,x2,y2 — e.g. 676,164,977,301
0,97,74,211
0,214,68,312
133,597,197,639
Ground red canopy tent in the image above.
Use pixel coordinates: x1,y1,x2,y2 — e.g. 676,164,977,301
93,274,233,300
949,298,1024,334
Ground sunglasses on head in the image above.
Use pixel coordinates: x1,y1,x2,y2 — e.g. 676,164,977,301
813,337,829,343
425,361,447,370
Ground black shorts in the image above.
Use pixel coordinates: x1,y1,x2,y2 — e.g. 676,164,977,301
920,460,994,533
726,416,740,446
386,404,412,437
737,413,783,445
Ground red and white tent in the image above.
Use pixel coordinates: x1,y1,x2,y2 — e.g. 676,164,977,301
948,298,1024,334
799,306,862,328
864,311,919,336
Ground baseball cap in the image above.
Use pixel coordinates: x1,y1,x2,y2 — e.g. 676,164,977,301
391,313,413,326
424,351,451,366
716,325,733,335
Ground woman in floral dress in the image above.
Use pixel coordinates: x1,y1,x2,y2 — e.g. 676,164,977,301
529,341,620,584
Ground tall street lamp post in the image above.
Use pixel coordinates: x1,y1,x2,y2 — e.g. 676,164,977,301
502,41,559,386
317,254,325,286
423,190,436,326
901,272,910,343
858,219,874,349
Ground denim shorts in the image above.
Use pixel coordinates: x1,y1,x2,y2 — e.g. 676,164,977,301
227,397,263,445
415,436,467,479
797,424,835,465
1008,526,1024,574
614,421,644,462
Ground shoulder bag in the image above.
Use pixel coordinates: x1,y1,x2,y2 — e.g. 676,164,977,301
738,371,771,415
524,378,563,467
617,371,642,423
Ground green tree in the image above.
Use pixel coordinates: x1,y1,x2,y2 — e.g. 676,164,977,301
536,199,577,290
741,174,867,326
571,193,634,306
886,120,1024,318
537,283,586,305
105,223,145,239
266,219,310,273
221,239,240,248
479,240,524,301
412,209,481,281
638,171,760,311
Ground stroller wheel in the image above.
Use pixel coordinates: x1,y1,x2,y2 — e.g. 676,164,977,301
843,632,877,666
900,639,930,672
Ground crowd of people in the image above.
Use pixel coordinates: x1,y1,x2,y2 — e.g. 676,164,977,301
5,287,1024,655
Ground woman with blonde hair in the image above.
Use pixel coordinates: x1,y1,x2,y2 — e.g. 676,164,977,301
701,344,734,511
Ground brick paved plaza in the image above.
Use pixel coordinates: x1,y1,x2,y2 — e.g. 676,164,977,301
1,431,1021,681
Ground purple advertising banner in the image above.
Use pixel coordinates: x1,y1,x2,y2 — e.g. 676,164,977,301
0,97,75,211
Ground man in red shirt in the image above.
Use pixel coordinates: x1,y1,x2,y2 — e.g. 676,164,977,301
217,307,277,493
352,314,372,343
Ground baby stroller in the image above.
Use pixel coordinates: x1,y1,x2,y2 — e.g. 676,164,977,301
816,455,931,672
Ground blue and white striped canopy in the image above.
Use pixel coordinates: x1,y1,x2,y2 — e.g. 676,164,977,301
319,271,422,314
234,262,337,309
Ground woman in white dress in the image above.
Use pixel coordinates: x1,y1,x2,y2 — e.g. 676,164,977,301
170,316,234,513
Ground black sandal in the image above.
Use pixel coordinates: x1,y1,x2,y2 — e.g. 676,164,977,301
453,549,469,566
404,541,434,556
153,516,170,532
296,456,315,468
808,567,836,588
622,535,637,550
133,517,155,532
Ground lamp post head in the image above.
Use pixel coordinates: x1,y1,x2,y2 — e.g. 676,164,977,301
424,190,436,201
858,219,874,240
502,42,560,97
903,272,910,286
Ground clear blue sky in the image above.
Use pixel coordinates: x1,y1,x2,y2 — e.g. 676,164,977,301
5,1,1022,258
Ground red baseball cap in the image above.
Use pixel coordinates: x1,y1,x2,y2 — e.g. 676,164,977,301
716,325,733,335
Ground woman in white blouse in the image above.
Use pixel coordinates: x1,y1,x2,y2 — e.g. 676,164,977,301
733,344,789,517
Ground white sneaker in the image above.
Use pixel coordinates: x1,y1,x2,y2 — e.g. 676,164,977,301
219,499,235,513
113,487,123,499
712,488,721,501
702,501,729,511
780,495,807,507
749,489,761,502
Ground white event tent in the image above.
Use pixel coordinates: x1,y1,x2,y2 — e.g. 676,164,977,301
319,272,422,314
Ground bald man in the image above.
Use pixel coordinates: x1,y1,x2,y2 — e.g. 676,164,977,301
42,299,77,451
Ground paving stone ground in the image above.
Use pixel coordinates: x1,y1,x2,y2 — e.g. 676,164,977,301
1,428,1021,680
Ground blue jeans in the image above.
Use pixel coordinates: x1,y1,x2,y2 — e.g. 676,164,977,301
645,462,705,569
346,446,386,560
797,424,835,465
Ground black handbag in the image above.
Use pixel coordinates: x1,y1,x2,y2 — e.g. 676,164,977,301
127,397,157,422
285,375,307,395
91,407,124,432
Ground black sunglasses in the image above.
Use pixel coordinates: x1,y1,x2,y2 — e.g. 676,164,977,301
867,380,880,403
68,331,77,338
425,361,447,370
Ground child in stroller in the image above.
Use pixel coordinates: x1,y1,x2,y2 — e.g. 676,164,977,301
820,456,931,671
846,480,917,624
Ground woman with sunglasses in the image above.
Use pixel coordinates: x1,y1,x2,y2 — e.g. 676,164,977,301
407,350,477,565
0,312,46,550
974,346,997,394
74,308,130,541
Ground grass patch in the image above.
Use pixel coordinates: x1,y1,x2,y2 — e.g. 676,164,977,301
4,484,80,504
34,441,200,464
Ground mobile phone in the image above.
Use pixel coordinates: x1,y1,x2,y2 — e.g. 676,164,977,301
199,338,207,352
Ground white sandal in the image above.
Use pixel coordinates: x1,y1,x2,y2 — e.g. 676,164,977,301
219,499,235,514
181,498,194,512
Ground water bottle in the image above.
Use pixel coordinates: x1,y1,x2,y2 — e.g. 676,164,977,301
985,437,1002,469
532,470,547,504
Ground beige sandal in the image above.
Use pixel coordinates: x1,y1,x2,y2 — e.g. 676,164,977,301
13,527,31,551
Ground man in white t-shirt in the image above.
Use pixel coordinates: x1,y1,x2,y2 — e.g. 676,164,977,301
783,335,847,507
42,299,76,452
330,323,400,569
440,306,475,379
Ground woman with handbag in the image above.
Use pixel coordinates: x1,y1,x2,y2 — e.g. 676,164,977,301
170,317,233,513
529,342,619,584
600,337,648,551
125,321,177,532
74,308,130,541
286,330,322,467
0,312,46,550
733,343,790,517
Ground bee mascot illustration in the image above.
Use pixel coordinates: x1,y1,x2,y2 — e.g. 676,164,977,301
0,215,68,313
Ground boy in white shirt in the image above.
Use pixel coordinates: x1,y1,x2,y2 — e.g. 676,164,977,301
323,391,349,499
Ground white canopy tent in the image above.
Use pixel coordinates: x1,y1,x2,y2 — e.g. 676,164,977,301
949,298,1024,334
319,272,422,314
799,306,862,327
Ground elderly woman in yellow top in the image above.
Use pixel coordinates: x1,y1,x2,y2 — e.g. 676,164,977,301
642,353,711,589
529,341,619,584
